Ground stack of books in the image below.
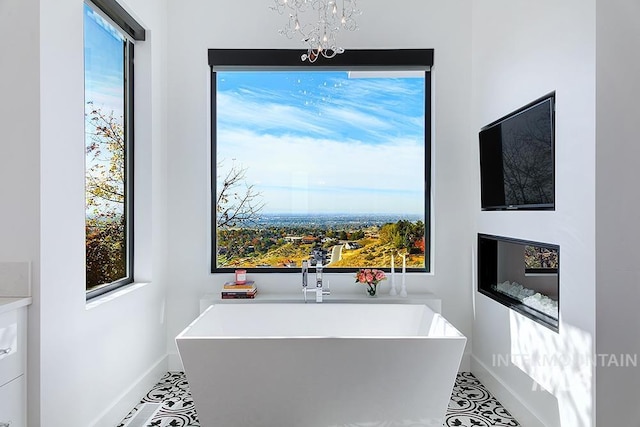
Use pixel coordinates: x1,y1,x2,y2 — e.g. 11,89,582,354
221,280,257,299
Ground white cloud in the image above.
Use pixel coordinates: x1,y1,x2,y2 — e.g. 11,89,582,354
216,129,425,214
218,92,329,136
317,105,392,131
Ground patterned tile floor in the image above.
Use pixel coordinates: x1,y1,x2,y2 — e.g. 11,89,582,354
118,372,520,427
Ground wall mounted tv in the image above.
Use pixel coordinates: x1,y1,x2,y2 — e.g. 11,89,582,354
479,92,555,210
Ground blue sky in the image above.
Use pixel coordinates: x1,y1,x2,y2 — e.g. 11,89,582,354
84,4,124,116
84,4,125,215
217,71,426,215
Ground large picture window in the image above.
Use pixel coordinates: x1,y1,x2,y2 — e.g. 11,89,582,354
84,0,143,298
211,50,432,273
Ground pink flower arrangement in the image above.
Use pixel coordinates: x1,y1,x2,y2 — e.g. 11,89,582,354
355,268,386,296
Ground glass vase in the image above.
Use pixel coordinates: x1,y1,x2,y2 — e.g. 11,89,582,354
366,283,377,297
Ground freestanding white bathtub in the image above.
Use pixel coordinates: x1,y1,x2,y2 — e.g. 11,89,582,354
176,303,466,427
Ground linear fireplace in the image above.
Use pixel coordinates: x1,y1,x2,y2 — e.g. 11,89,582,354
478,234,559,332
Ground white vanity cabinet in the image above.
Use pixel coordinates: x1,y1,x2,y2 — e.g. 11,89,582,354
0,301,28,427
0,376,25,427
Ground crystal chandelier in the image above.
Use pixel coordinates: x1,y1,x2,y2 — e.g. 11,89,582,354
271,0,361,62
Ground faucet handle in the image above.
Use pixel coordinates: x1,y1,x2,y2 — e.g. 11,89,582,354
301,260,308,288
316,261,324,284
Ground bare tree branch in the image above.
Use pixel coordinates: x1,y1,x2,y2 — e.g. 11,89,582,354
216,160,264,228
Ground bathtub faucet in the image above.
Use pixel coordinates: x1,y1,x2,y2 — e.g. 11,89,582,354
302,259,330,303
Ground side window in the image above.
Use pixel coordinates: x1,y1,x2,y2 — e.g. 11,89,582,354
84,0,143,298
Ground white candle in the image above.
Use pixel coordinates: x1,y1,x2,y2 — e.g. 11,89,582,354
401,254,408,297
389,253,397,295
391,254,395,276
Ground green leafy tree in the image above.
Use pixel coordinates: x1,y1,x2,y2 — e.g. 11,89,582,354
379,222,397,245
351,230,365,240
379,220,425,252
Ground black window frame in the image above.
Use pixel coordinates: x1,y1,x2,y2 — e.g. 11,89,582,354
210,49,433,274
85,0,143,300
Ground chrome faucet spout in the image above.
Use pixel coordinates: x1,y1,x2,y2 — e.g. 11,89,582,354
302,258,329,302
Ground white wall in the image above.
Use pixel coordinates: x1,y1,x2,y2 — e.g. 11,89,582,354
1,0,171,425
595,1,640,424
164,0,476,368
471,1,597,426
0,0,41,423
0,1,40,261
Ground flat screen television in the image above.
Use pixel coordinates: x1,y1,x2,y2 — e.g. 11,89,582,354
479,92,555,210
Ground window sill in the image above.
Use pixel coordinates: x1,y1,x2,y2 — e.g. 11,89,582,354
86,281,152,310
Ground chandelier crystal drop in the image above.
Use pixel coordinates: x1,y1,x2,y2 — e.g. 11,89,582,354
271,0,361,62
